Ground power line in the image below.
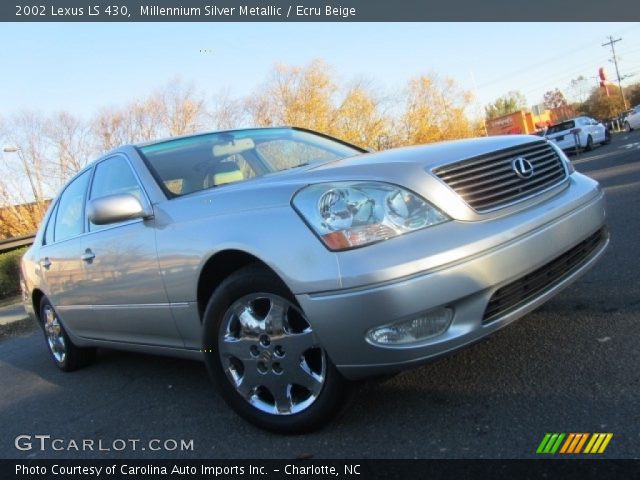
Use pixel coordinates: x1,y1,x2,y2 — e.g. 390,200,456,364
475,26,639,91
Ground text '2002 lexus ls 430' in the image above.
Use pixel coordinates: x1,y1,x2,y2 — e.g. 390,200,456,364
20,127,608,432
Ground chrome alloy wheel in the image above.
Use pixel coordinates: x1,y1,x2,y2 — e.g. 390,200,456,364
218,293,326,415
43,304,66,364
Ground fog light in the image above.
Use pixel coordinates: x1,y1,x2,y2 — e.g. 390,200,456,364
366,308,453,345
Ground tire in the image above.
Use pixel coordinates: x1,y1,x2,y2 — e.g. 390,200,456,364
584,135,593,151
601,130,611,146
39,297,96,372
625,122,633,132
202,264,350,433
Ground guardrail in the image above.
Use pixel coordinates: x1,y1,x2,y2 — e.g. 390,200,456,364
0,234,36,254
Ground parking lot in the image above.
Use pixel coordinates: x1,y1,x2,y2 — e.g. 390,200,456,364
1,130,639,459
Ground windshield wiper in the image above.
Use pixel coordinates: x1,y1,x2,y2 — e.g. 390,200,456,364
284,162,310,170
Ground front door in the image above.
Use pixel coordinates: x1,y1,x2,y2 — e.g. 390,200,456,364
81,154,183,347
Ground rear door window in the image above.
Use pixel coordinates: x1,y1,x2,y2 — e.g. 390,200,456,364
54,169,92,242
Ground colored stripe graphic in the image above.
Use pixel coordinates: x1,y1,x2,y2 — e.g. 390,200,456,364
537,433,552,454
561,433,588,454
574,433,589,453
584,433,613,454
537,433,565,454
538,433,613,454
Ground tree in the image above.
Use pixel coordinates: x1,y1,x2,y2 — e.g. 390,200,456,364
0,111,52,235
624,82,640,109
543,89,568,110
0,60,494,238
208,90,246,130
333,82,388,148
582,88,625,120
245,59,337,134
399,74,480,145
566,76,592,104
92,79,205,152
0,111,51,203
46,111,93,183
92,108,133,152
156,79,205,136
484,91,527,119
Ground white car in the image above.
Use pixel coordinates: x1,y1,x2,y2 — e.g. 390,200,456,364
624,106,640,131
545,116,610,152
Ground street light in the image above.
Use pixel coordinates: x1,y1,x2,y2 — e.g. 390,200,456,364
2,145,41,203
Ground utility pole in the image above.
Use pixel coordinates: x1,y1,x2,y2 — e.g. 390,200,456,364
602,36,628,110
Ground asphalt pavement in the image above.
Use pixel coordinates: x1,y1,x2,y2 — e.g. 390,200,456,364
1,131,639,459
0,303,26,326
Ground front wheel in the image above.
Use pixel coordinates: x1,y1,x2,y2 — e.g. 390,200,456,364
202,264,350,433
625,122,633,132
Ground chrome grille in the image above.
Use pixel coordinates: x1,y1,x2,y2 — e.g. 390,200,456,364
433,141,567,212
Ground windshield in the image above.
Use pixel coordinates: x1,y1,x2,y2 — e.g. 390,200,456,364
546,120,576,134
137,128,362,197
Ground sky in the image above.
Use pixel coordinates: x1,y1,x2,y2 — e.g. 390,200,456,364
1,22,640,121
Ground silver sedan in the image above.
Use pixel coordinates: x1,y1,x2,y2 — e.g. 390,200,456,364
20,127,608,432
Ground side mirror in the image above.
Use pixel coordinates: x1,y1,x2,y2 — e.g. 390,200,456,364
87,193,152,226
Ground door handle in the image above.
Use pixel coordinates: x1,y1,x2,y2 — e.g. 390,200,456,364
81,249,95,263
41,257,52,269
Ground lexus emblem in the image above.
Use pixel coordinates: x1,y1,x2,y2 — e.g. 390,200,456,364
512,157,534,179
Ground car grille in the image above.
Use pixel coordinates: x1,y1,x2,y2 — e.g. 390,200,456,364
433,140,567,212
482,228,607,324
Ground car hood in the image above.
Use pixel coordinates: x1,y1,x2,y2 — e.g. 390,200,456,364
310,134,541,172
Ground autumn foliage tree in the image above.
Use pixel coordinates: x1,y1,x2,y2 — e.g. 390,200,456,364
400,75,480,145
333,83,388,148
581,88,625,120
1,61,486,238
245,59,337,134
0,111,51,237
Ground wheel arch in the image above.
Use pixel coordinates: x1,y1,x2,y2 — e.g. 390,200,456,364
196,250,285,322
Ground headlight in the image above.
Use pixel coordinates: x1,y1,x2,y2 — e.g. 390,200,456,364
292,181,449,251
548,140,575,175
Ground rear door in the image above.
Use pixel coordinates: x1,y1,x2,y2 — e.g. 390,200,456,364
81,154,183,347
38,168,102,337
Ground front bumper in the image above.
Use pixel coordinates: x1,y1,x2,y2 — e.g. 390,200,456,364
296,174,607,380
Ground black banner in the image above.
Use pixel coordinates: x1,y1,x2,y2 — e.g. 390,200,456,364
1,0,640,22
3,459,640,480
